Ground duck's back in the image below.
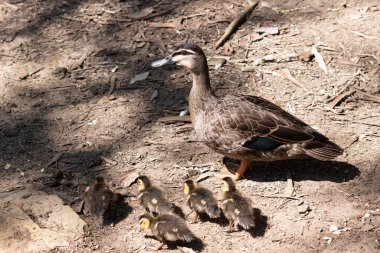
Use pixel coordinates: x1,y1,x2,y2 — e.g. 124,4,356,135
191,94,343,161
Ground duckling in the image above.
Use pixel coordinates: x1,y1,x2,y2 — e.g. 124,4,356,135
183,179,220,222
220,177,255,232
139,213,195,250
137,175,174,215
83,177,118,217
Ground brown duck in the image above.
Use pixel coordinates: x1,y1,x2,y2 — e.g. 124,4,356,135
152,43,343,180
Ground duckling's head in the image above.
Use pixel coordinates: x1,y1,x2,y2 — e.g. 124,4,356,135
94,177,106,186
137,175,151,191
151,43,207,74
183,179,196,195
139,213,153,230
221,177,236,193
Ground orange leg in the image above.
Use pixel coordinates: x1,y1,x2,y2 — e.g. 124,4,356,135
234,158,250,180
156,242,165,251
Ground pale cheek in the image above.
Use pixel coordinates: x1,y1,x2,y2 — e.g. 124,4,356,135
178,59,194,69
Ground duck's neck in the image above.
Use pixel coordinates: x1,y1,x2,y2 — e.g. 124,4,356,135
189,65,216,107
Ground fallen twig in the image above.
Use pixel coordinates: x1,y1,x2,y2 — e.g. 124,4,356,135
45,153,62,168
215,1,260,49
157,115,191,124
328,89,356,108
281,68,307,90
108,76,116,95
353,88,380,103
19,67,44,80
253,194,303,200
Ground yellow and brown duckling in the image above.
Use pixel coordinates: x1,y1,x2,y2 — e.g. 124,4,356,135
137,175,174,215
139,212,195,250
220,177,255,232
83,177,118,217
183,179,220,222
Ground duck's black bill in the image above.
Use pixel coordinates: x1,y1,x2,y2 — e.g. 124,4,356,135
151,56,174,67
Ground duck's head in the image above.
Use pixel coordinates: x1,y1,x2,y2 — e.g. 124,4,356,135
137,175,151,191
183,179,196,195
151,43,207,74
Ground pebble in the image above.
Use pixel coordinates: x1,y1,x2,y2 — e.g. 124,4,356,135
297,203,310,214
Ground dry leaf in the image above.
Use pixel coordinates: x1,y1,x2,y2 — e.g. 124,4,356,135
130,71,149,84
120,169,140,188
311,45,328,73
125,7,154,19
150,90,158,101
149,18,183,29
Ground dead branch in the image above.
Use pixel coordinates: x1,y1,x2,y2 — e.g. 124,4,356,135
214,1,260,49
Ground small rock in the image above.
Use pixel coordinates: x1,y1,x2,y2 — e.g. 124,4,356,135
322,236,332,244
298,50,314,62
297,203,310,214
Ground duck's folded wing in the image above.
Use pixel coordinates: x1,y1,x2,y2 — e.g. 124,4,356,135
216,95,315,146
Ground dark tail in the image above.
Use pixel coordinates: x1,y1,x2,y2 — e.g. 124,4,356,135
206,204,221,218
303,140,343,160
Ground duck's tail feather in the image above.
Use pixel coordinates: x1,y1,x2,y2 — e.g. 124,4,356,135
303,140,343,160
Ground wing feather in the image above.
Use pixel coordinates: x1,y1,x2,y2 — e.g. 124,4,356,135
214,95,314,147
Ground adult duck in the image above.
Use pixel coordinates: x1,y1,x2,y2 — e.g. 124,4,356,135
152,43,343,180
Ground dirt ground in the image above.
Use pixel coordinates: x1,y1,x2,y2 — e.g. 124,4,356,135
0,0,379,252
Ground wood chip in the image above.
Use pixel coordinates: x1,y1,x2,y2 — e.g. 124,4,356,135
311,45,328,73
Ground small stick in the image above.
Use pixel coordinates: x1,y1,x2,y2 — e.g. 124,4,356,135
215,1,260,49
19,67,44,80
353,88,380,103
45,153,62,168
281,68,307,91
253,194,303,200
328,89,356,108
157,115,191,124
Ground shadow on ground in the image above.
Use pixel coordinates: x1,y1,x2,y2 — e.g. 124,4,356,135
224,157,360,182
